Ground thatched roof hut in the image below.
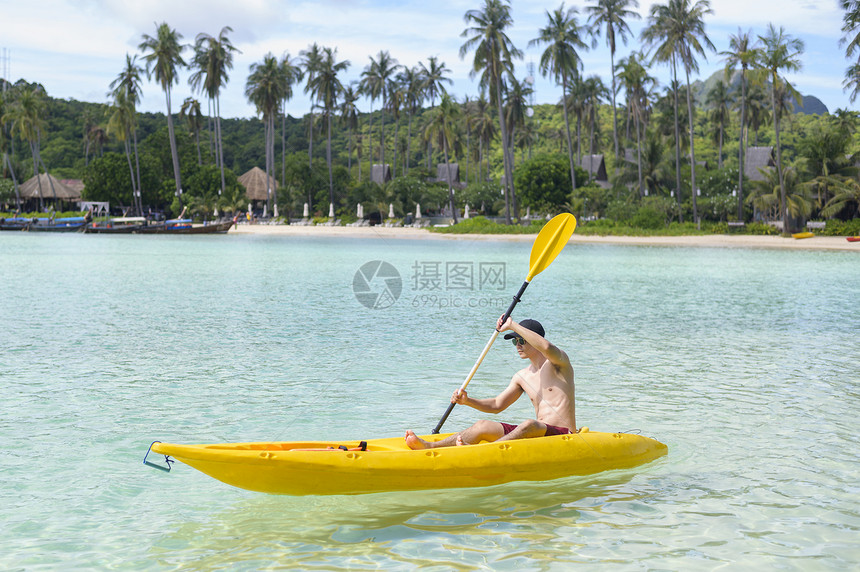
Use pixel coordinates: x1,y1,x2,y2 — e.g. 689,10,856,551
577,154,610,188
436,163,466,189
745,147,775,182
371,164,391,185
20,173,81,201
238,167,278,201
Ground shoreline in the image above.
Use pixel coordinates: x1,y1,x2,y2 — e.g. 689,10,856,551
229,224,859,251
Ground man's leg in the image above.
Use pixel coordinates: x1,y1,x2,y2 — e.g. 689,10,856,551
405,419,506,449
496,419,548,442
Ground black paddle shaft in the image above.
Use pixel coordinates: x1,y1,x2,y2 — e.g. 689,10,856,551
431,280,530,434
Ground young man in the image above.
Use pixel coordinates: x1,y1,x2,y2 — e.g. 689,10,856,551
405,315,576,449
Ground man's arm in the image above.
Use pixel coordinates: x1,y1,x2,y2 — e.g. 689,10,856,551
452,377,523,414
498,316,572,371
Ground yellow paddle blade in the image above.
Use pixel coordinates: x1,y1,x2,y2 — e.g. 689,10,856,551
527,213,577,281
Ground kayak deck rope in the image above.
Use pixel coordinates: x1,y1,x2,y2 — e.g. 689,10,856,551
143,441,174,472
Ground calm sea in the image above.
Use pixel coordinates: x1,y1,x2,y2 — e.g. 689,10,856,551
1,232,857,570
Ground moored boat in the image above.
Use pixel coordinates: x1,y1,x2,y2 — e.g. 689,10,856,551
147,429,668,495
847,236,860,243
85,217,147,234
28,216,88,232
792,232,814,239
136,219,234,234
0,217,32,231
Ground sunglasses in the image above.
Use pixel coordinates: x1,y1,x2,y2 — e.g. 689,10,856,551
511,337,526,346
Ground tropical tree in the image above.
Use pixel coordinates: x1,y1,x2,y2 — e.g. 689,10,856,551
642,0,714,226
107,89,141,214
361,51,399,169
530,3,589,194
616,51,656,196
189,26,240,195
245,53,288,214
583,75,608,155
279,53,303,187
3,86,51,208
0,91,21,209
747,165,812,222
179,97,204,165
419,56,452,170
307,46,350,211
424,93,462,223
139,22,186,206
340,82,360,175
300,43,324,167
109,54,144,212
586,0,641,161
759,23,804,234
721,29,761,220
705,79,731,169
841,1,860,100
461,0,523,224
398,66,425,174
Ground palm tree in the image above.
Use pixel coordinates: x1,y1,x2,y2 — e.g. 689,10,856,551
107,89,140,213
841,0,860,99
109,54,144,213
705,80,730,169
747,165,811,223
586,0,641,161
721,29,761,221
4,86,50,209
300,43,324,168
279,52,303,188
0,92,22,210
307,46,350,211
245,53,288,214
472,95,496,182
583,75,608,156
398,66,425,174
759,23,804,234
424,93,462,223
642,0,714,225
179,97,204,165
616,51,656,196
340,82,360,176
419,56,453,170
362,51,399,169
189,26,240,196
461,0,523,224
530,3,589,193
139,22,186,208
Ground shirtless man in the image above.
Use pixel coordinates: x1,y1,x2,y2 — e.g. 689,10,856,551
405,316,575,449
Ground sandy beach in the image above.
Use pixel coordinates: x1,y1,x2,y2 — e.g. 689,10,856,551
229,223,859,251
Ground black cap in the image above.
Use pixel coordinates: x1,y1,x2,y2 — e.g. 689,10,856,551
503,319,545,340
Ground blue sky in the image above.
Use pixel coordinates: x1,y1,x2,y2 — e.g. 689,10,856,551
4,0,853,119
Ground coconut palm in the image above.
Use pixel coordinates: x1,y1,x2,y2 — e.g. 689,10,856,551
530,3,589,193
460,0,523,224
616,51,656,196
705,79,731,169
362,51,399,169
245,53,288,214
139,22,186,207
472,95,496,182
340,82,360,175
642,0,714,224
109,54,145,213
4,86,51,208
107,89,141,213
759,23,804,234
583,75,608,156
841,0,860,99
721,29,761,220
822,178,860,218
586,0,641,161
747,165,811,222
398,66,425,174
279,53,303,188
0,92,21,209
419,56,452,170
189,26,240,196
424,93,462,223
300,43,324,167
307,46,350,210
179,97,204,165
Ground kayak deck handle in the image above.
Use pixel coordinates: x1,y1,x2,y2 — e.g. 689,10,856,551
143,441,174,473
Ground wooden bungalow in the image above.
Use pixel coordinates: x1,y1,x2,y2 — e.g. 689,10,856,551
436,163,466,189
238,167,278,202
745,146,775,182
577,154,610,189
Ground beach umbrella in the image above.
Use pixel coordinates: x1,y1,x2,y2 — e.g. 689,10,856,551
416,203,422,218
329,203,335,218
464,204,470,219
263,204,267,218
357,203,361,217
525,206,530,220
274,204,279,218
214,206,219,217
303,203,309,217
248,203,252,215
389,203,395,218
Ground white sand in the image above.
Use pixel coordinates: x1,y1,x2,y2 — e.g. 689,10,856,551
229,223,859,251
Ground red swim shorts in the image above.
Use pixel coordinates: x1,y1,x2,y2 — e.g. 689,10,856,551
499,422,571,436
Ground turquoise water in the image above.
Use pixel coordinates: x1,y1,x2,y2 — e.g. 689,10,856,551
1,232,857,570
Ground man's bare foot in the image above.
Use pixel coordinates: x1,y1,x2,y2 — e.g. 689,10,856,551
456,435,466,446
405,430,431,450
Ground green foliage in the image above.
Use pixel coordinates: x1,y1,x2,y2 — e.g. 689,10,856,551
429,215,546,234
631,206,665,229
513,153,587,213
460,181,503,215
820,218,860,236
746,222,780,235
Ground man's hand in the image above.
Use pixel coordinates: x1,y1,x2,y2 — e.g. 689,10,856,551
497,315,514,332
451,389,469,405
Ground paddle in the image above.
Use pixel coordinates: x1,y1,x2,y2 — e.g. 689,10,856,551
431,213,577,434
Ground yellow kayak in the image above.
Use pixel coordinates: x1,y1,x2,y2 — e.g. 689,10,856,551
148,428,667,495
792,232,814,239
